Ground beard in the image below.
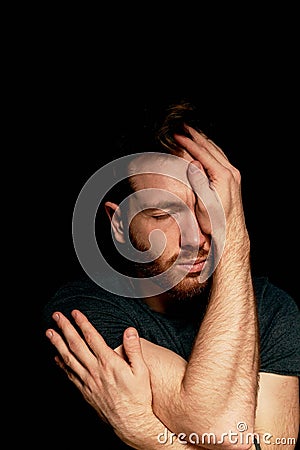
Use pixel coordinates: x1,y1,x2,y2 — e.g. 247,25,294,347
127,229,210,301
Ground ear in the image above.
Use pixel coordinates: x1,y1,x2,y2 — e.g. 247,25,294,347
104,201,126,244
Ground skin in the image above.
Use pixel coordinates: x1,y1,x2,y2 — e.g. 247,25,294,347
46,127,299,449
110,153,211,303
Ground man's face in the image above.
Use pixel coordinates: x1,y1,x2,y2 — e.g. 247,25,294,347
124,154,211,299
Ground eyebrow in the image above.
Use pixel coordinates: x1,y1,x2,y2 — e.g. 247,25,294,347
139,201,184,211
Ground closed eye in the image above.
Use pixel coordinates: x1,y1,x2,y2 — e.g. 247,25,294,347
144,209,172,220
144,206,181,220
151,214,170,220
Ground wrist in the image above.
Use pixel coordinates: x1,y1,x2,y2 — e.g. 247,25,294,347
115,413,166,449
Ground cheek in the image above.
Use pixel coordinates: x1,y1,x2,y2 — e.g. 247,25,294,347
129,216,152,250
129,217,181,253
154,221,181,255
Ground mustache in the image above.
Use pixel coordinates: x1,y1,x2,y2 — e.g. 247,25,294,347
146,246,208,268
128,230,208,266
173,248,208,265
133,247,209,280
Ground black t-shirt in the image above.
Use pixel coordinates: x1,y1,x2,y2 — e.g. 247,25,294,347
43,275,300,376
42,275,300,449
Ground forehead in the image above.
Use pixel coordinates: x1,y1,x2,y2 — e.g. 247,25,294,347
128,153,191,193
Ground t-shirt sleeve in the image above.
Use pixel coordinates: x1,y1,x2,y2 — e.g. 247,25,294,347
43,280,139,350
256,278,300,376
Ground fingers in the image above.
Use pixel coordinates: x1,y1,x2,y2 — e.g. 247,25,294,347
187,162,212,235
49,311,98,367
122,327,148,376
174,126,232,177
46,324,90,382
188,160,208,184
70,309,115,361
46,310,116,372
47,311,148,384
188,126,229,163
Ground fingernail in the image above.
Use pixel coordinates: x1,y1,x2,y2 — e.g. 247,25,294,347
188,163,198,173
126,328,137,339
46,330,53,339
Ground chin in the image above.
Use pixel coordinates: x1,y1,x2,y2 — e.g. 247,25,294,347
166,276,209,300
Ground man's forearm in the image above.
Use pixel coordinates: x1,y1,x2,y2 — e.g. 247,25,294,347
162,235,260,444
185,244,258,423
116,416,207,450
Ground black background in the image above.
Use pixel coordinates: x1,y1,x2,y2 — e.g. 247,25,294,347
18,10,299,449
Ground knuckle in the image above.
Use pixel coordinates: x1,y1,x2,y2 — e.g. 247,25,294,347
63,353,73,368
127,344,141,355
83,330,94,347
68,338,81,354
89,366,102,381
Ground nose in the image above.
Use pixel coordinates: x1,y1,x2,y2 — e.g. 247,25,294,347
178,210,207,249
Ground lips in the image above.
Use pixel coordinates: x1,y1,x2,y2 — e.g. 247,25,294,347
177,259,206,273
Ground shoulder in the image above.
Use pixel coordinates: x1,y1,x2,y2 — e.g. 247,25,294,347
42,275,136,327
253,276,299,320
253,276,300,376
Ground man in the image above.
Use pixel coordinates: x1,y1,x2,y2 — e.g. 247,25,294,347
43,100,300,449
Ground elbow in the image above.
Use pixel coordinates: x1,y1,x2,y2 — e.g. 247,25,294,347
209,415,255,450
163,388,256,450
